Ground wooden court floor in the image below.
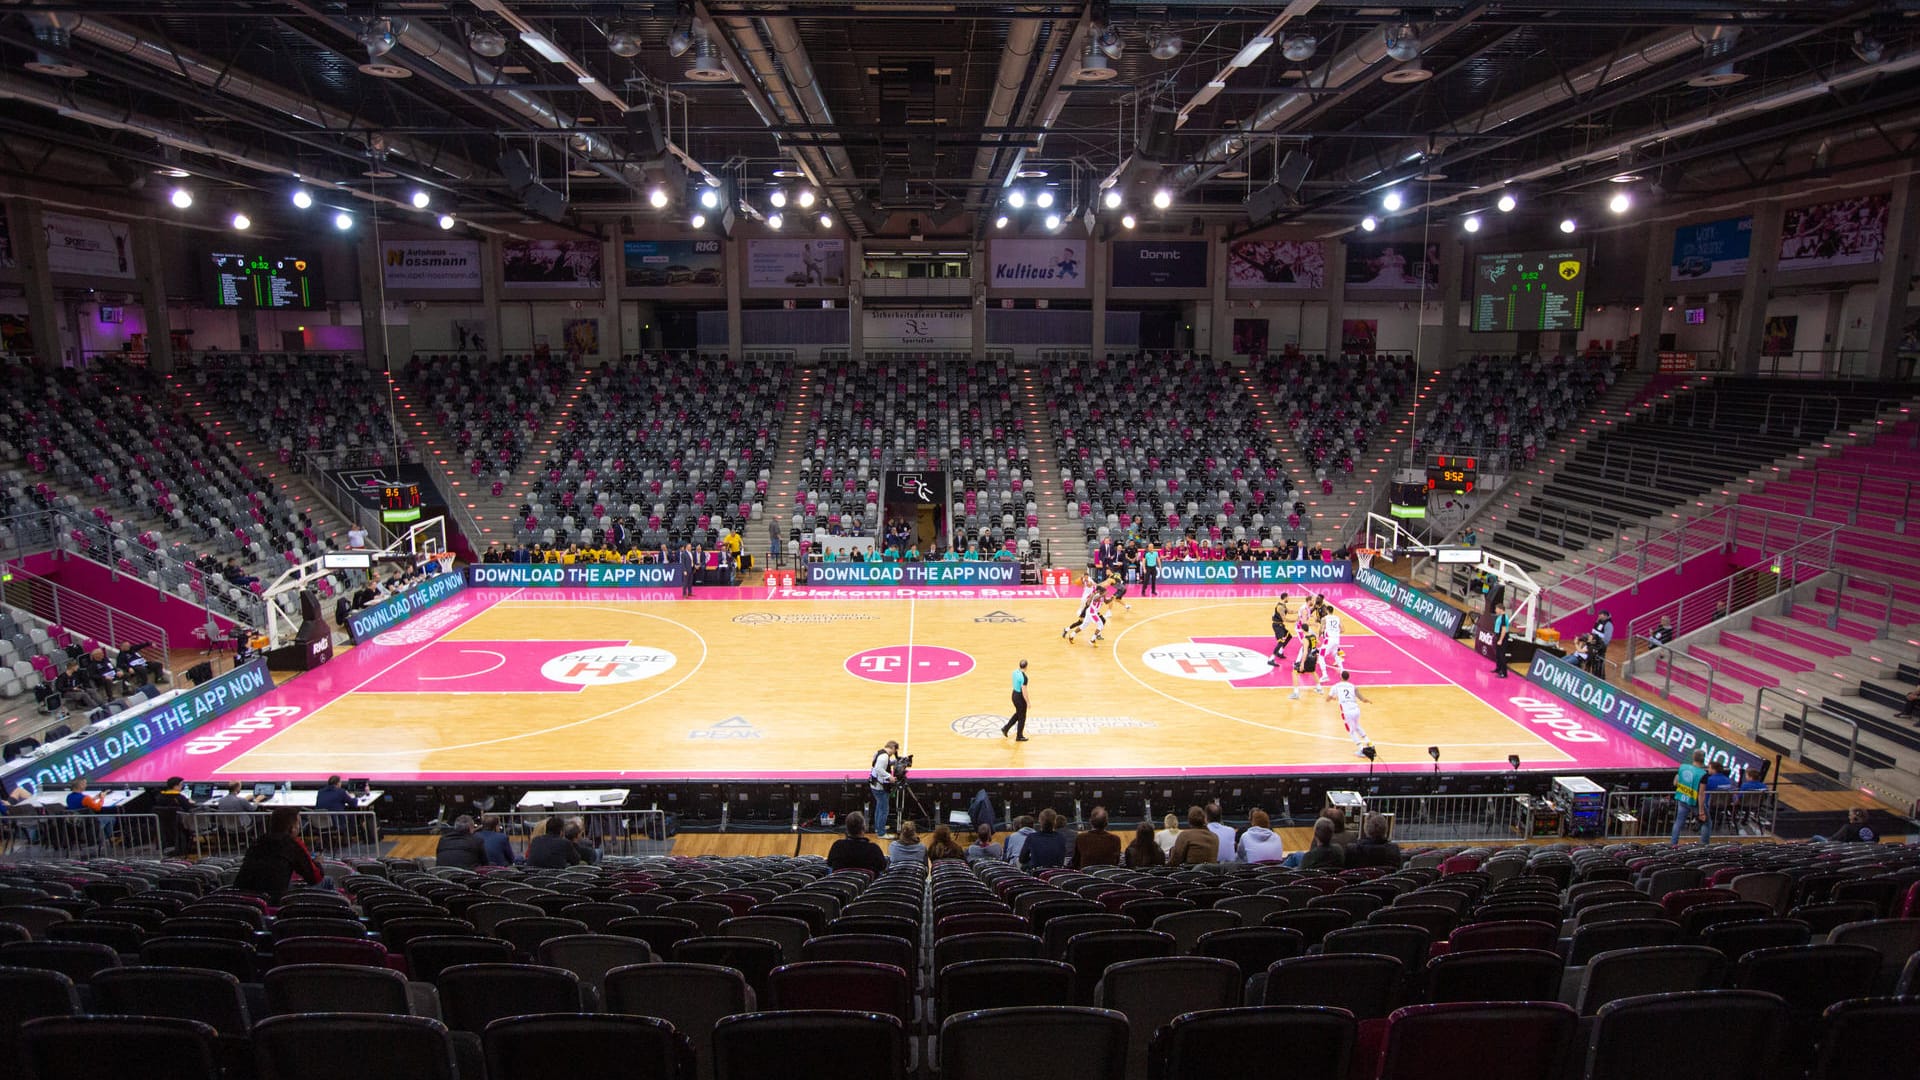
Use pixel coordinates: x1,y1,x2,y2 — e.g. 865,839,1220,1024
219,588,1598,781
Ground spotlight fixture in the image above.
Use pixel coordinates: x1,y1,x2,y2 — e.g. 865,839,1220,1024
607,25,644,58
1853,30,1885,64
769,189,787,208
1559,217,1577,233
1096,25,1125,60
1151,188,1172,210
469,27,508,58
648,187,670,209
333,211,353,231
230,212,251,231
1077,41,1117,81
1007,190,1027,209
1103,190,1123,210
1044,212,1062,230
797,189,816,208
994,214,1010,229
699,189,719,210
1149,31,1182,61
1360,215,1378,232
666,24,693,58
1121,212,1137,229
690,212,706,229
437,213,456,230
768,212,783,230
359,17,397,59
1381,189,1403,212
291,189,313,209
1462,214,1481,233
1281,34,1318,62
1035,190,1054,209
818,212,833,229
1383,22,1420,63
169,187,193,209
1608,191,1631,214
410,190,430,209
1496,192,1517,213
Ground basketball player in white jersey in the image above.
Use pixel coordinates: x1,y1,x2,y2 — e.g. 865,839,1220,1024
1062,575,1102,642
1321,604,1344,678
1329,670,1372,756
1085,593,1109,646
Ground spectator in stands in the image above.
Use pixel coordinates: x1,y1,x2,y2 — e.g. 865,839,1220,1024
1155,812,1182,856
1205,801,1238,864
115,642,153,691
1169,806,1220,866
1649,617,1675,650
1347,813,1402,868
1898,684,1920,720
1124,821,1165,867
32,675,61,715
927,824,968,863
526,815,583,867
564,819,599,864
152,776,196,856
477,813,516,865
1813,808,1876,844
1299,817,1345,870
234,806,325,902
1670,750,1710,845
1238,808,1287,863
827,811,888,874
1003,814,1037,863
346,525,369,549
1071,806,1122,867
434,815,486,868
888,821,927,867
1019,807,1069,869
54,660,99,711
965,823,1003,864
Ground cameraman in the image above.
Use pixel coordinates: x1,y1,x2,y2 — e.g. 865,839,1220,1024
869,740,901,839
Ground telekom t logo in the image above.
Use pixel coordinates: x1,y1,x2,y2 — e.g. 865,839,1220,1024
858,655,904,674
846,645,975,684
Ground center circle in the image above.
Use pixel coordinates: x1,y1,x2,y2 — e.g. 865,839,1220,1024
845,644,976,684
1140,642,1272,682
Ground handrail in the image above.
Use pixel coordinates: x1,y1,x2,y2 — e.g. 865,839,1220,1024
1622,525,1839,668
1752,685,1867,785
2,508,264,626
1643,646,1721,708
0,562,172,683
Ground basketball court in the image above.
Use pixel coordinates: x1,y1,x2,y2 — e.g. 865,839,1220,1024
110,583,1675,784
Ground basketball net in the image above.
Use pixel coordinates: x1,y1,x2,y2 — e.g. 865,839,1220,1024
1355,547,1377,572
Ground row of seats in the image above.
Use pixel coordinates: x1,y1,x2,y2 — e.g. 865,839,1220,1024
173,354,410,472
1255,354,1417,481
1413,355,1616,460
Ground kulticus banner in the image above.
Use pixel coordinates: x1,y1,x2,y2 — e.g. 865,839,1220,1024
1525,652,1767,773
1,660,273,794
1151,561,1354,586
1355,567,1467,635
468,563,686,589
345,571,469,644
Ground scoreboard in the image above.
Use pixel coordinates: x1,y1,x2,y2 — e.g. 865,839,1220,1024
1472,249,1587,332
207,250,323,310
380,482,422,524
1425,454,1478,494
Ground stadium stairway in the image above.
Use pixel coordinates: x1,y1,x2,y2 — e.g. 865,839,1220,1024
766,367,813,564
1017,368,1081,566
168,383,354,556
1237,366,1358,545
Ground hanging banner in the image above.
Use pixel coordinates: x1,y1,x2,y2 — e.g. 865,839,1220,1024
862,309,971,349
746,238,847,288
43,212,133,279
988,238,1087,289
1669,216,1752,281
1777,193,1889,272
1227,238,1326,288
501,238,603,289
1110,240,1209,288
381,240,483,289
623,239,724,288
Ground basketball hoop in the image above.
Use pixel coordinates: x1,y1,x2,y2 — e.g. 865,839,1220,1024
1355,547,1378,572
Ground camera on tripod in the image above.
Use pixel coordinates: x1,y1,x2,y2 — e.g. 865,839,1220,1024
890,754,915,784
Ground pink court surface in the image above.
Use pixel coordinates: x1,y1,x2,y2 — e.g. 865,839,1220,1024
111,583,1673,785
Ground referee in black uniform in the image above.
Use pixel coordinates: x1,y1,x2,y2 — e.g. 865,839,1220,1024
1002,659,1030,741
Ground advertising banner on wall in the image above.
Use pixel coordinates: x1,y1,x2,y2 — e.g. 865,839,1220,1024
988,238,1087,289
1668,216,1752,281
746,238,847,288
623,239,724,288
1355,567,1467,635
1152,561,1354,586
1111,240,1209,288
469,563,686,588
344,571,468,645
1777,193,1889,272
501,238,603,288
381,240,483,290
808,562,1020,587
1526,653,1767,773
863,308,972,349
1345,241,1439,289
1227,238,1326,288
0,660,272,794
43,212,133,278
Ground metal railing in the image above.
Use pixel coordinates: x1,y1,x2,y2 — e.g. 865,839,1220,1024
1752,685,1870,786
0,812,164,861
1826,569,1916,641
1599,789,1779,840
1361,793,1533,843
0,562,171,682
1639,647,1722,707
487,809,671,860
1755,350,1872,380
1815,469,1915,533
185,810,383,861
1622,527,1838,675
7,506,266,627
